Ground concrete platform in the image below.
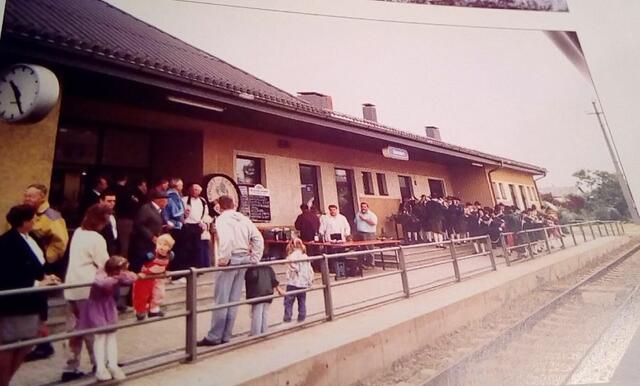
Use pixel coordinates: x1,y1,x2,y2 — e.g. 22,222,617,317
120,235,635,386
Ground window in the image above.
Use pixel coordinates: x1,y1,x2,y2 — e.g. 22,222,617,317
236,156,263,186
499,183,507,200
300,164,321,210
362,172,374,195
529,186,536,201
376,173,389,196
398,175,413,200
492,182,500,200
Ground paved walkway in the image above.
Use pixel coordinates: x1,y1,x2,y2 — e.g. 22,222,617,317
11,232,622,385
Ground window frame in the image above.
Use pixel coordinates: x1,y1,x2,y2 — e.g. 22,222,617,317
235,155,264,187
362,171,375,195
376,173,389,196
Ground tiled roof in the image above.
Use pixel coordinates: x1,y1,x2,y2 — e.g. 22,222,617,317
2,0,545,174
2,0,310,109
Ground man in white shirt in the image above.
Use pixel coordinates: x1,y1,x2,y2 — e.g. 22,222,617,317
319,204,351,242
198,195,263,346
182,184,213,268
354,202,378,268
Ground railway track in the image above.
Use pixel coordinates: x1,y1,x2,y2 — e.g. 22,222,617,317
420,242,640,386
356,241,640,386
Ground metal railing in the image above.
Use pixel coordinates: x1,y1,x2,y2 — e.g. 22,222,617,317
0,220,625,382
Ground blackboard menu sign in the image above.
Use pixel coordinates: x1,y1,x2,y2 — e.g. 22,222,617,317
247,185,271,223
238,186,251,217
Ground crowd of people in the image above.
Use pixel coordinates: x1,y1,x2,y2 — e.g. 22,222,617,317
0,176,326,384
0,175,218,384
1,175,563,385
396,194,563,255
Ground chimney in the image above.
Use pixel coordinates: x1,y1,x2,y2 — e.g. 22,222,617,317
362,103,377,122
425,126,441,141
297,92,333,111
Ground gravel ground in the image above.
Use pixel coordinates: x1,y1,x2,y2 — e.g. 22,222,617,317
356,245,633,386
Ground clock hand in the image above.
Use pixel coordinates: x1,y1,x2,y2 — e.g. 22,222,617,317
9,80,24,115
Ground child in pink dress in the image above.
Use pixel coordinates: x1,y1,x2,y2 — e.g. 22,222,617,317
78,255,137,381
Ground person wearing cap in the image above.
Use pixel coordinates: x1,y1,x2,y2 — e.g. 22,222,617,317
129,190,169,273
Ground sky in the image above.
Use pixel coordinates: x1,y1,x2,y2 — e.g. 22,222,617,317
104,0,640,199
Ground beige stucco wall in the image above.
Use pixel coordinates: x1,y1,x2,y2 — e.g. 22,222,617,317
202,122,454,230
0,100,61,230
448,165,495,206
489,168,540,208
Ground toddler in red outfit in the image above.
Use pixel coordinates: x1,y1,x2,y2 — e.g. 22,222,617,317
132,234,175,320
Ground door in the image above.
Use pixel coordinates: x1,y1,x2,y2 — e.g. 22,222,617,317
398,175,413,201
428,178,445,198
299,164,321,210
335,168,356,225
509,184,519,209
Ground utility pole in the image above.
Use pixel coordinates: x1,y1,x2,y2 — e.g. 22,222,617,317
591,101,640,224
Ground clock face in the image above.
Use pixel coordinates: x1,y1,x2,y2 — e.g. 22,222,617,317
0,64,59,123
203,174,241,210
0,64,39,122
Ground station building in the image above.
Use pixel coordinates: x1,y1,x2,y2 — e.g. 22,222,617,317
0,0,546,233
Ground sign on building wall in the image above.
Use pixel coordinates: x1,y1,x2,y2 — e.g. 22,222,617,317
239,184,272,222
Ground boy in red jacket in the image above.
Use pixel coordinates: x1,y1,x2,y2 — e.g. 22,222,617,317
132,234,175,320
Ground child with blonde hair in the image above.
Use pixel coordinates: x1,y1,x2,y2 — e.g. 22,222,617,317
283,239,314,323
78,256,137,381
132,233,175,320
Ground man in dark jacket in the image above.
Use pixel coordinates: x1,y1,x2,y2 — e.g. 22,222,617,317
294,204,320,242
129,190,168,273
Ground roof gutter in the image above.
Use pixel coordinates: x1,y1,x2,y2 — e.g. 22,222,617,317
533,170,548,204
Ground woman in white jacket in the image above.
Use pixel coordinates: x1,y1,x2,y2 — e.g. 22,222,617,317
61,204,111,382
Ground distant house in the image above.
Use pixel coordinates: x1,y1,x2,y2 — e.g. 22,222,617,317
0,0,546,232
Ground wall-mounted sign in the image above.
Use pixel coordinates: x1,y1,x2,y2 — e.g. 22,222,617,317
382,146,409,161
248,185,271,222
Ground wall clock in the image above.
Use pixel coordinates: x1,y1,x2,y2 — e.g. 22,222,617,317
203,173,241,211
0,64,60,123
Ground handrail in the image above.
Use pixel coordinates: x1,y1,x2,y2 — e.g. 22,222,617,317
1,220,625,384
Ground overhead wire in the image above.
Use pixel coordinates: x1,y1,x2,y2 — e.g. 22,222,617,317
169,0,559,32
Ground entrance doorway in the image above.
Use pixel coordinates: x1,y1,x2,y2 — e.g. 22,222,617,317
299,164,321,211
428,178,445,198
50,125,203,227
335,168,356,224
398,175,413,201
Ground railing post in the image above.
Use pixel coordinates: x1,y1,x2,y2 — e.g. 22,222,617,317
609,222,615,236
604,222,610,236
569,225,577,246
185,268,199,362
597,222,603,237
614,222,620,236
526,231,534,258
542,227,551,254
486,235,497,271
580,224,587,242
320,254,335,321
397,247,411,298
500,234,511,267
449,239,461,282
588,222,596,240
559,226,566,249
621,222,626,235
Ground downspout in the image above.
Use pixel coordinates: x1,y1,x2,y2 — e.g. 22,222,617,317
533,171,548,205
487,160,505,206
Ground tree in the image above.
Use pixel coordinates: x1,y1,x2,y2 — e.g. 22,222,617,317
572,169,629,218
562,194,586,213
